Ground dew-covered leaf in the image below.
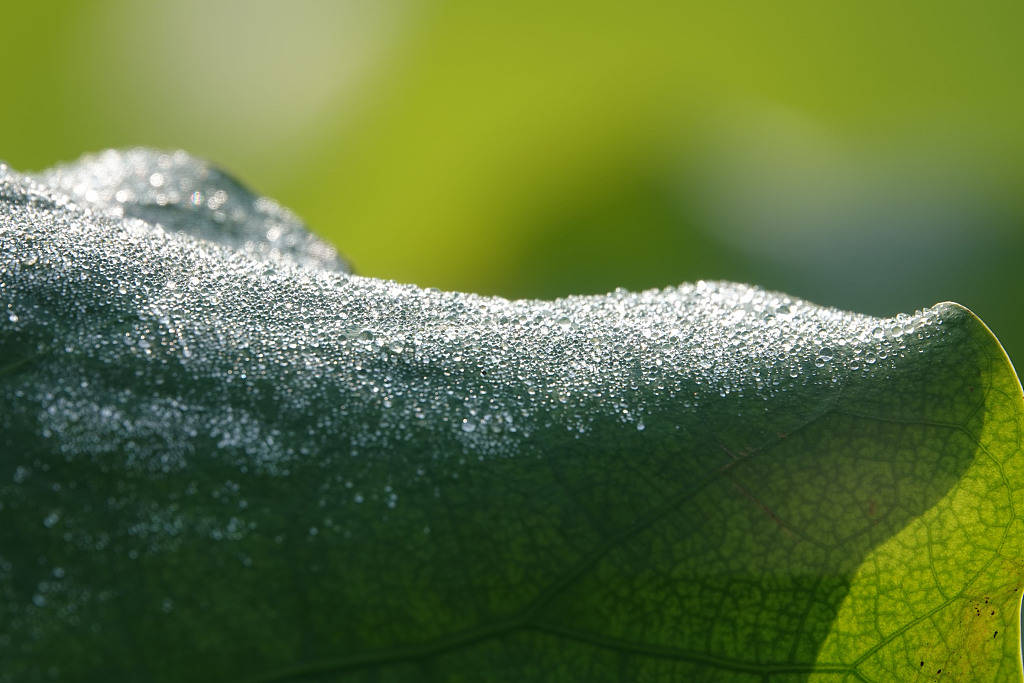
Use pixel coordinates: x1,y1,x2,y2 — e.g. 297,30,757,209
1,151,1022,682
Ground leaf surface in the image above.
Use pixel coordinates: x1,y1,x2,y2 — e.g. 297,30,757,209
1,150,1022,682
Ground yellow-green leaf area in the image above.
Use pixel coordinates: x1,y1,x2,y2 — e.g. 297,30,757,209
815,308,1024,681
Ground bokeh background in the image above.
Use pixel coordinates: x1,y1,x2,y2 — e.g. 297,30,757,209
2,1,1023,363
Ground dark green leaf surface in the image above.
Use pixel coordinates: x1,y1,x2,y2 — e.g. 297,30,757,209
1,151,1022,682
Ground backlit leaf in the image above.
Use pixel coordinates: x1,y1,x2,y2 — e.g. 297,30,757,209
1,150,1022,682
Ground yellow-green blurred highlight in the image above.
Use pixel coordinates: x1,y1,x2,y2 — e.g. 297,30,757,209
3,0,1024,361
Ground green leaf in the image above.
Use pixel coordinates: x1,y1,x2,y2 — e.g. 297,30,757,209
1,150,1022,682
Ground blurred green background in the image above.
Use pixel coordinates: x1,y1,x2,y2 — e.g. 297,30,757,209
3,1,1023,361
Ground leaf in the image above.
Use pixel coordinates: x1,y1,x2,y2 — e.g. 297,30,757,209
1,150,1022,682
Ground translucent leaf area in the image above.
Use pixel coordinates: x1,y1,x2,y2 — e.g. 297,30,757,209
1,150,1023,682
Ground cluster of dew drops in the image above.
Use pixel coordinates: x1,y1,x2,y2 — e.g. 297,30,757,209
0,151,952,641
0,150,953,512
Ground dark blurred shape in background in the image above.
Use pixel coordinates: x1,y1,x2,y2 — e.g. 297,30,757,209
3,1,1022,361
